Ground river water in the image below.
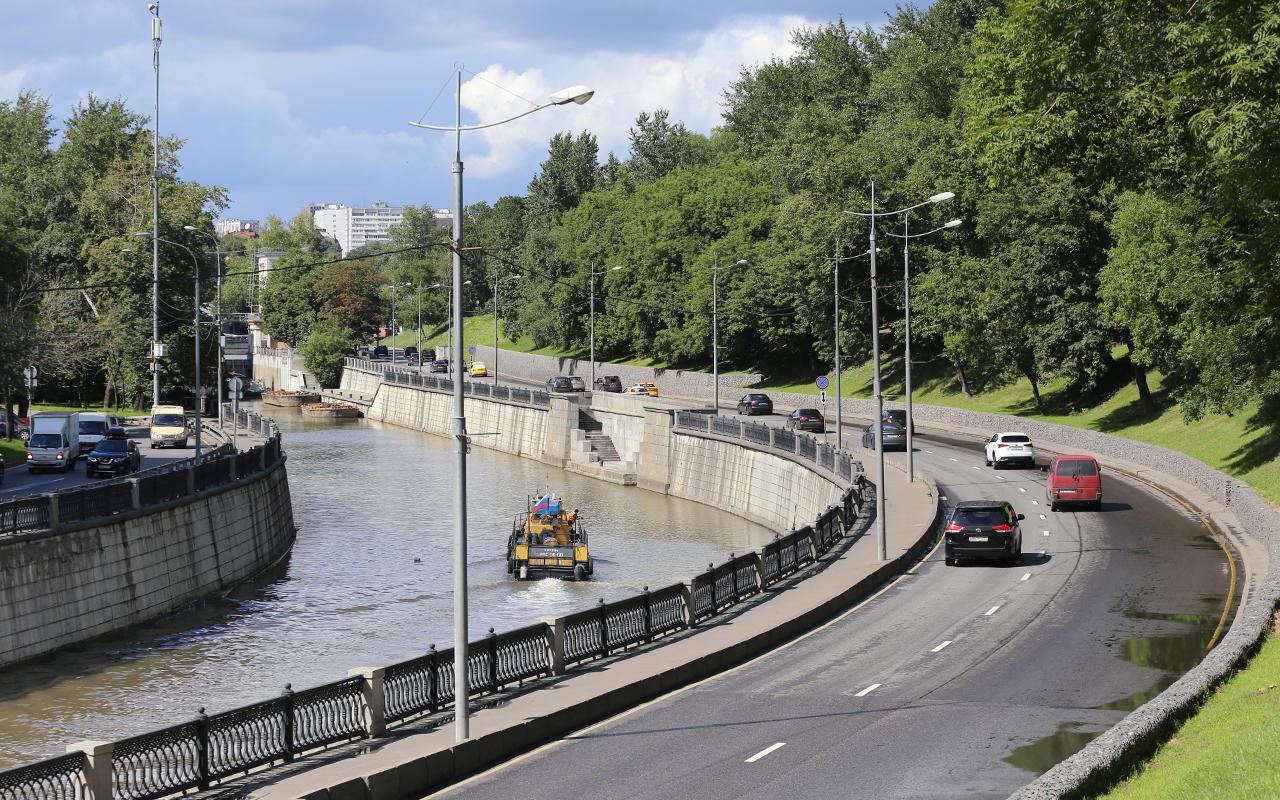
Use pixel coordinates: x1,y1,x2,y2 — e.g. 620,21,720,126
0,409,772,768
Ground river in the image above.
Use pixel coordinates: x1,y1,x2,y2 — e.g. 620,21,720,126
0,408,773,767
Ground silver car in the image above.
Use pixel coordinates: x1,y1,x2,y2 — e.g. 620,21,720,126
861,422,907,451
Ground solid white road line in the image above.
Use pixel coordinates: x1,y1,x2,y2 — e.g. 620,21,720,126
931,640,953,653
856,683,882,697
1021,573,1031,581
745,742,787,763
984,605,1000,616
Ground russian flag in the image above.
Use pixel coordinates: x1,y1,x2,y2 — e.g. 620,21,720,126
531,494,552,514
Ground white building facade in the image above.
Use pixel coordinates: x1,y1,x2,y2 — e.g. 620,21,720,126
310,202,405,255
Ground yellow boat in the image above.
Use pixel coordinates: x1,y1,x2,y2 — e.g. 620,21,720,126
506,493,593,580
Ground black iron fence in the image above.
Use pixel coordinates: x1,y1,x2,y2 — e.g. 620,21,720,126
0,751,86,800
674,410,863,487
361,361,551,409
0,411,282,540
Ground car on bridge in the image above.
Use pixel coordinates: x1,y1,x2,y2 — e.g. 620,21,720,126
87,429,141,477
626,382,658,397
985,432,1035,469
944,500,1024,566
372,345,389,360
429,359,450,373
594,375,623,393
546,376,574,393
469,361,489,377
861,421,907,450
737,393,773,416
567,376,586,392
787,408,825,432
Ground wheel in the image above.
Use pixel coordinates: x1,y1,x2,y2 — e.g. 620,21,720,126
66,459,74,472
984,453,991,466
1049,501,1058,512
993,459,1001,470
574,564,587,581
945,556,956,567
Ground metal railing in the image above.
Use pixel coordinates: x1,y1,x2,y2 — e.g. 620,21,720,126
674,410,862,486
0,751,86,800
344,358,551,408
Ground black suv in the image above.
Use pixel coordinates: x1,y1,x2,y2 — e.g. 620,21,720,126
87,429,141,477
787,408,825,432
944,500,1024,566
737,393,773,416
372,345,389,360
594,375,623,393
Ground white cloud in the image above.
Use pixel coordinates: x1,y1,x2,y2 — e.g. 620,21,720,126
0,68,28,98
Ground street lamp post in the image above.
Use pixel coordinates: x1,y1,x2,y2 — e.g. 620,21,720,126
823,244,875,450
884,216,961,481
409,67,592,743
149,2,163,408
846,184,954,560
137,232,203,459
588,265,622,389
185,226,223,426
390,282,411,362
416,286,423,369
712,256,749,413
493,273,520,385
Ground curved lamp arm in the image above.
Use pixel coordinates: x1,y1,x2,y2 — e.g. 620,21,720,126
883,219,962,239
844,191,955,218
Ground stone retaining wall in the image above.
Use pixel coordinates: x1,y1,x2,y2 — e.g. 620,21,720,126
0,462,295,668
367,382,547,459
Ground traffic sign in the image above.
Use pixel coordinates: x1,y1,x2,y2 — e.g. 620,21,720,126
468,346,477,355
820,390,827,406
815,375,829,391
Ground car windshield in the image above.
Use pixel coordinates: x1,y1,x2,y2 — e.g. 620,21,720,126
29,433,62,448
797,409,821,417
94,440,128,454
746,394,768,401
878,423,904,433
954,508,1007,527
154,414,185,427
1002,434,1031,443
80,421,108,435
1057,459,1097,477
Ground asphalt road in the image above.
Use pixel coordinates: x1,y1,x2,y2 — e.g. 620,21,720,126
0,428,194,499
433,426,1234,800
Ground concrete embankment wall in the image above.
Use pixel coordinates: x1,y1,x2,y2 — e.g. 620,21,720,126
367,382,547,459
0,462,295,668
340,367,385,396
253,348,294,391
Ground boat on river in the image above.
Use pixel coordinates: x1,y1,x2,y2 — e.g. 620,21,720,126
301,402,360,419
506,493,593,580
242,378,266,399
261,389,321,408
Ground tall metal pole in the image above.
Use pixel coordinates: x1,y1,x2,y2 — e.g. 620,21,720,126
417,288,423,372
193,250,202,459
493,273,500,386
834,238,841,450
589,265,596,389
712,254,719,413
215,242,223,427
391,283,397,361
150,4,162,408
450,68,470,743
904,212,914,482
869,180,887,561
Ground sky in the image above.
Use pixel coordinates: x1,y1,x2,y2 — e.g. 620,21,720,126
0,1,895,223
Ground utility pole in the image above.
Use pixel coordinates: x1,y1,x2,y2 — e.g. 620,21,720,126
150,2,162,408
834,238,842,449
869,180,887,561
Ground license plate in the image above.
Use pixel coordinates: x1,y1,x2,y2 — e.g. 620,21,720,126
1060,489,1076,494
969,536,988,542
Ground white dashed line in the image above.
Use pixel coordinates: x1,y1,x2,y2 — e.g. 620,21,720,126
1021,573,1031,581
925,450,934,454
997,476,1006,481
984,605,1000,616
1032,500,1039,506
856,683,882,697
931,640,953,653
1018,487,1027,493
1039,514,1047,520
971,466,980,470
745,742,787,763
949,457,958,462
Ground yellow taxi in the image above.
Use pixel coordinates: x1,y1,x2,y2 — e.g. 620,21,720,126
626,382,659,397
469,361,489,377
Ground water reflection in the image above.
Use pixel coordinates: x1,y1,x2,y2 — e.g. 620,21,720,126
0,410,772,767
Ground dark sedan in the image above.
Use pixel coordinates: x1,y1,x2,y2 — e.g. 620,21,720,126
737,393,773,416
86,435,141,478
594,375,623,393
787,408,825,432
429,359,450,373
944,500,1024,566
861,422,907,450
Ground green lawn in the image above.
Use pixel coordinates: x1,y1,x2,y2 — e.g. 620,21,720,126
31,403,151,418
1,438,24,466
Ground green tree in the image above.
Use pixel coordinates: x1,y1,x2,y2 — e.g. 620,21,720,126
299,321,353,389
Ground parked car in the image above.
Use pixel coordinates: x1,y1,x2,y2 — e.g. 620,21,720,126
944,500,1024,566
429,359,450,374
372,345,389,360
149,405,188,449
787,408,825,432
861,421,907,451
87,433,141,478
737,393,773,416
985,432,1035,469
546,376,574,393
594,375,623,393
469,361,489,377
568,376,586,392
0,416,31,442
626,382,659,397
1047,455,1103,511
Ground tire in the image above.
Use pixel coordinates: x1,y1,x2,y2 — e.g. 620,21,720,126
945,556,956,567
574,564,587,581
1049,501,1058,512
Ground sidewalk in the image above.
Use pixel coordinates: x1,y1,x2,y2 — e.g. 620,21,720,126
249,461,938,800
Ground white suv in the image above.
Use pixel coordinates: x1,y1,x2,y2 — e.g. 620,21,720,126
985,432,1035,469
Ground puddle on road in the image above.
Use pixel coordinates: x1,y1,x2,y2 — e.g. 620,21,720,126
1004,721,1109,774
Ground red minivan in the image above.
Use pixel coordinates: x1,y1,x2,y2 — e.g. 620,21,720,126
1047,455,1103,511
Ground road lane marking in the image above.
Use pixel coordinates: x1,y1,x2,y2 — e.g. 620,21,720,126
997,476,1006,481
972,466,980,470
1032,500,1039,506
925,450,934,454
949,457,958,462
745,742,786,763
984,605,1000,616
1043,531,1050,536
1019,487,1027,493
931,640,953,653
856,683,882,697
1039,514,1046,520
1021,573,1031,581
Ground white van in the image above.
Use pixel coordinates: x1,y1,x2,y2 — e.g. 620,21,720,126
27,412,80,472
78,413,111,454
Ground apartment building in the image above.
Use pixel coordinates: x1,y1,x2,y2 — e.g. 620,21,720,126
310,202,405,255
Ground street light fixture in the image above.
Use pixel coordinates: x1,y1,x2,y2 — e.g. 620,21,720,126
884,217,962,480
409,67,591,742
493,273,520,385
184,226,225,425
844,182,954,561
136,231,204,459
712,256,749,414
589,264,622,389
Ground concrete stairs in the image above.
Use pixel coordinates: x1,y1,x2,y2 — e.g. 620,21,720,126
575,411,621,464
568,410,636,485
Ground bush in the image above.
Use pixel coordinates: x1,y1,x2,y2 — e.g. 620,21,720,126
299,322,352,389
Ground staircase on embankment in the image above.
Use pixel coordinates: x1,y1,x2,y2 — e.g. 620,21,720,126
570,409,636,485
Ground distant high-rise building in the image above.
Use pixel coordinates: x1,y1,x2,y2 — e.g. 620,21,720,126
309,202,406,255
216,218,259,236
432,208,454,229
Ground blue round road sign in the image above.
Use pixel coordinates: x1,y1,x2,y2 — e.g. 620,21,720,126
815,375,830,390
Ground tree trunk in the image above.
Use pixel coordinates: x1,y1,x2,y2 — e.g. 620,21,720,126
1021,362,1044,415
953,358,972,399
1134,361,1156,416
3,383,11,441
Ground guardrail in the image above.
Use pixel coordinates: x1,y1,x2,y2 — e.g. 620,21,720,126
0,410,282,539
345,357,551,408
0,476,867,800
673,409,861,485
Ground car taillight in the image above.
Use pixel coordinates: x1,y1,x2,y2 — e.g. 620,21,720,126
997,443,1007,448
945,523,964,533
817,414,824,422
799,416,808,421
992,524,1013,533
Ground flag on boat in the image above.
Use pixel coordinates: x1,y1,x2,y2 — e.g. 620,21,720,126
531,494,552,514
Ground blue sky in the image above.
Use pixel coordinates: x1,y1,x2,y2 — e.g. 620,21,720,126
0,1,898,222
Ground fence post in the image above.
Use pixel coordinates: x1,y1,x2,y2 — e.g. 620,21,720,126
128,478,141,510
642,586,652,641
185,464,195,495
66,741,113,800
46,493,59,529
196,707,210,790
487,628,499,691
730,553,739,602
259,444,267,471
227,452,236,483
282,684,296,761
427,645,439,713
347,667,387,738
597,598,608,657
538,617,566,676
